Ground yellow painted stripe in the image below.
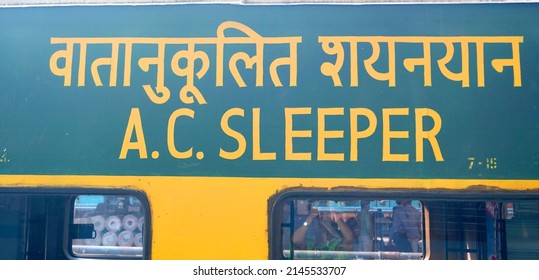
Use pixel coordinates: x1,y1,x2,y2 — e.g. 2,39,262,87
1,175,539,259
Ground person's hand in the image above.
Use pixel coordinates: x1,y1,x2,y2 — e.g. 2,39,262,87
308,207,320,219
330,212,344,223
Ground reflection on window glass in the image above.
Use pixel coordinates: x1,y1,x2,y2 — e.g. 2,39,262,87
72,195,145,258
506,201,539,259
282,199,423,260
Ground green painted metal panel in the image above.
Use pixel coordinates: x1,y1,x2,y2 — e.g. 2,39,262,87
0,3,537,178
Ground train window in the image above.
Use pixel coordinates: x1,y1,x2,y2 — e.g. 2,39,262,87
272,196,539,260
279,198,423,260
71,195,146,259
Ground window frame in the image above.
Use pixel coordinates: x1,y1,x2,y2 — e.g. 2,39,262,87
268,187,539,260
0,187,151,260
66,188,151,260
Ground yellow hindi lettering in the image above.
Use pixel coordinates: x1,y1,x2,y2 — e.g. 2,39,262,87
90,41,120,87
215,21,301,88
319,37,345,87
170,42,210,105
50,38,133,88
363,38,397,87
489,36,523,87
437,36,523,88
50,38,75,86
318,35,523,88
437,40,471,87
402,38,432,87
138,40,171,104
216,21,264,88
50,21,301,105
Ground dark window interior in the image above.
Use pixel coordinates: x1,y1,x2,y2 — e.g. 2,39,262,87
271,193,539,260
0,194,69,260
0,191,148,260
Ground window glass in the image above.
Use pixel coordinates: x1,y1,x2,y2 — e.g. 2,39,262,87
0,194,68,259
506,201,539,259
425,201,539,260
281,199,423,260
72,195,146,258
276,197,539,260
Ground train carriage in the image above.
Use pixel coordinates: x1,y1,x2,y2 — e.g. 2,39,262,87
1,0,539,260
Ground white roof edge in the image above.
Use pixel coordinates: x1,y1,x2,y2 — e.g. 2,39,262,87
1,0,538,8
